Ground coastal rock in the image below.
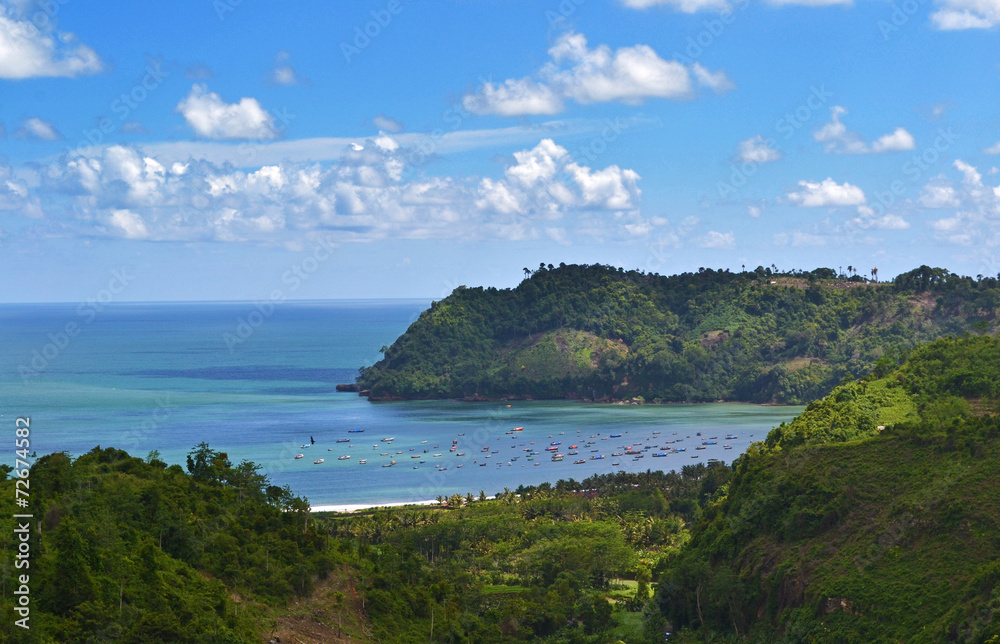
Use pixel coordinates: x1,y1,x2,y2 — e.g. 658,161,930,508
335,383,359,392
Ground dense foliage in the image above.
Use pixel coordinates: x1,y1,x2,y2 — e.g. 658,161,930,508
326,465,731,643
356,264,1000,404
654,336,1000,642
0,444,334,643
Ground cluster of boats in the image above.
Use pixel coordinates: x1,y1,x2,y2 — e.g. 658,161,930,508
290,425,751,470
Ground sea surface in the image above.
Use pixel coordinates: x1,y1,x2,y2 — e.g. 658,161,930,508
0,301,802,507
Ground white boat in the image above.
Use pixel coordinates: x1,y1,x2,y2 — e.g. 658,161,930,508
313,458,324,464
338,455,351,460
294,454,304,459
359,459,367,464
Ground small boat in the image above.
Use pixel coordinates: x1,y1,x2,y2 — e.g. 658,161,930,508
696,446,707,451
591,454,604,460
456,464,462,468
382,463,392,468
610,433,622,438
380,452,389,456
294,454,304,459
411,455,420,459
726,434,738,440
433,453,442,457
479,463,487,467
724,444,733,450
513,426,523,431
338,455,351,460
653,453,667,457
313,458,325,464
574,460,586,464
300,444,310,448
421,440,428,444
612,462,620,466
336,438,350,443
359,459,367,464
348,429,364,433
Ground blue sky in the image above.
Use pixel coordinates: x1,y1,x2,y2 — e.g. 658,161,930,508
1,0,999,302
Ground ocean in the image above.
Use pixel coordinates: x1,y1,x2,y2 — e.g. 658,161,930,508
0,300,802,508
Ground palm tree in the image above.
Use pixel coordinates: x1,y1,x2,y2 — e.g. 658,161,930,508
871,267,878,282
523,267,530,278
847,265,853,277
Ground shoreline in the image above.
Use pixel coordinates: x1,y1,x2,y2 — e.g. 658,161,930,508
311,499,440,513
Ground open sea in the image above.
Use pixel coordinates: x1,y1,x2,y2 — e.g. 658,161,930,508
0,300,802,508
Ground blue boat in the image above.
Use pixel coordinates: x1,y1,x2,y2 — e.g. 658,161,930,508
610,433,622,438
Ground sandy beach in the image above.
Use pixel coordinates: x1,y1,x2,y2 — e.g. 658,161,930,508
311,499,440,513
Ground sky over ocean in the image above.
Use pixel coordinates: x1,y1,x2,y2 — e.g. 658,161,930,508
1,0,999,302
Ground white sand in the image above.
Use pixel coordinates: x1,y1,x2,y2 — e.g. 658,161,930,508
311,499,440,513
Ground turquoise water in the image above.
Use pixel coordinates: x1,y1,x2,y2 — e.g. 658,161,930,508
0,301,802,507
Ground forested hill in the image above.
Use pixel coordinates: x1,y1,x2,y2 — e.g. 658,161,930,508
653,335,1000,642
355,264,1000,404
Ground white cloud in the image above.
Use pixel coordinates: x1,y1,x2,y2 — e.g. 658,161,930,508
814,106,915,154
463,32,729,116
373,114,404,133
0,6,103,78
736,135,781,163
931,0,1000,29
619,0,729,12
699,230,735,248
924,160,1000,245
985,141,1000,154
15,117,61,140
871,128,916,153
109,209,149,239
692,62,735,93
270,50,301,85
464,78,564,116
176,84,277,140
31,137,647,244
786,178,867,207
851,213,911,230
747,204,762,217
919,181,961,208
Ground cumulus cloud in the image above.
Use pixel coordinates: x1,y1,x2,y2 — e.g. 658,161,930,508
463,32,730,116
786,178,867,207
814,106,915,154
736,135,781,164
0,4,103,78
25,137,649,244
871,128,916,153
14,116,61,140
619,0,729,13
931,0,1000,29
176,84,278,140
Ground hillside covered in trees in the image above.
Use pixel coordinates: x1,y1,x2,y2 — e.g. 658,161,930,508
355,264,1000,404
652,334,1000,642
